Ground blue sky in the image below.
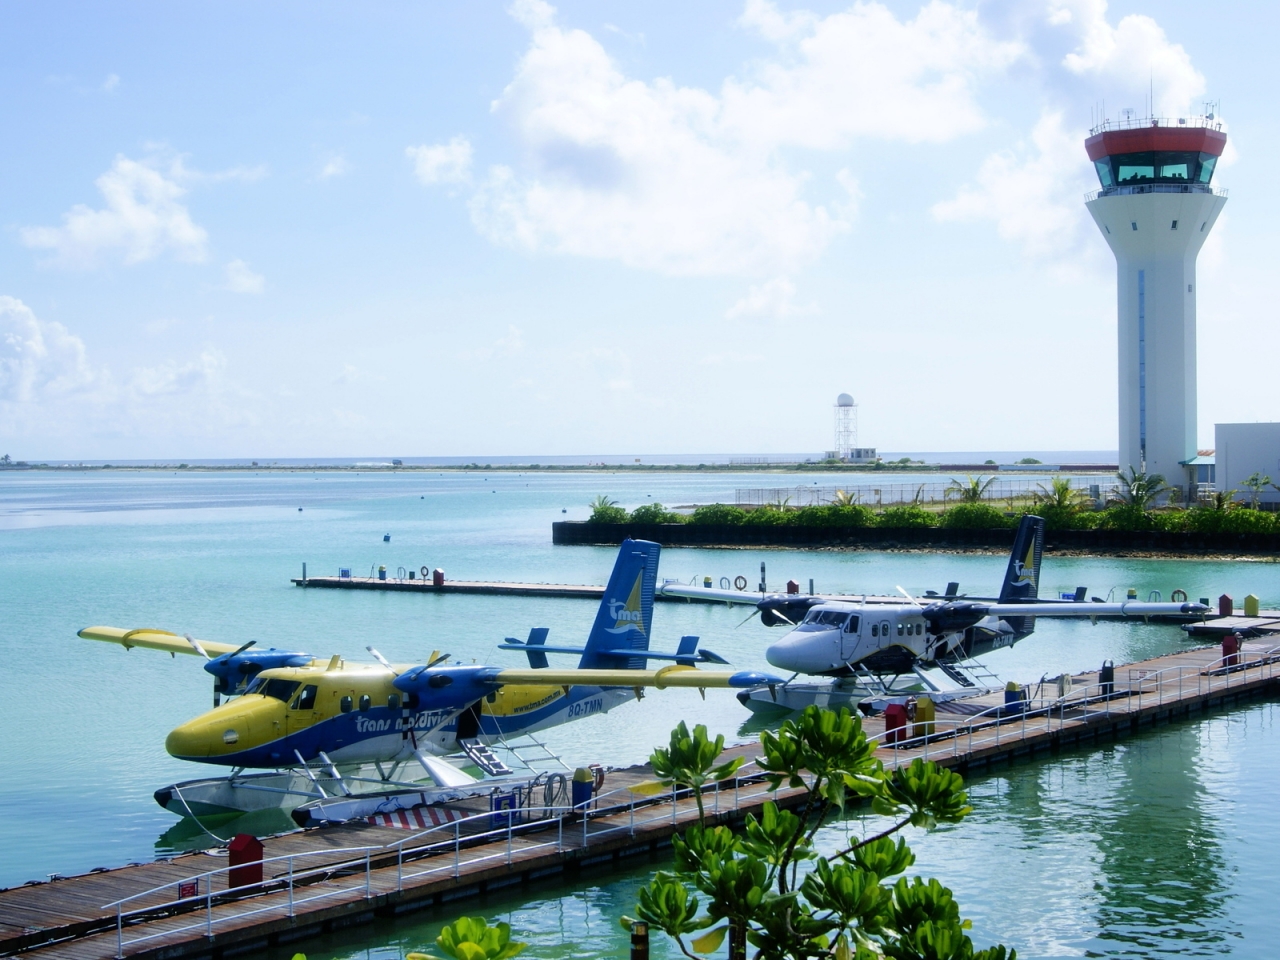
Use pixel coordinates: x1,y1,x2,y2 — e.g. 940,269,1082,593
1,0,1276,459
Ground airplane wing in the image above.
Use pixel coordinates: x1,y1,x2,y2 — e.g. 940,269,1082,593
487,664,779,689
656,583,762,605
79,626,244,657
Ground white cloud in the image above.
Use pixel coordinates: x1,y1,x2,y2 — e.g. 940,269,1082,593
407,137,473,184
318,154,349,180
0,296,98,403
725,0,1024,150
725,277,819,319
224,259,265,294
932,111,1093,261
21,156,209,268
102,73,120,93
0,297,253,446
1056,0,1204,116
447,1,1021,277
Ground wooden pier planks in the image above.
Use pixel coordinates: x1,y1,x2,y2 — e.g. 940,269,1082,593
4,641,1279,960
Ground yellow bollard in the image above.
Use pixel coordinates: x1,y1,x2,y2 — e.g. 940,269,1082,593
912,696,935,737
1244,594,1260,617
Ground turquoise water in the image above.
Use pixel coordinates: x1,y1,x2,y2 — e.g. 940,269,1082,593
2,470,1277,956
264,701,1280,960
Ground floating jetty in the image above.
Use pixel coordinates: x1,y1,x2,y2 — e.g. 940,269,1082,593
292,575,611,600
3,639,1278,960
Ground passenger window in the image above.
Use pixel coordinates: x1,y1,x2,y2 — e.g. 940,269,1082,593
916,624,923,636
871,624,878,638
340,696,353,714
359,694,372,712
293,685,318,710
897,623,905,636
388,694,401,710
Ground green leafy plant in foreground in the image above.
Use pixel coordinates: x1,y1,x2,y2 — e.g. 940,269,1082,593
407,917,528,960
629,707,1012,960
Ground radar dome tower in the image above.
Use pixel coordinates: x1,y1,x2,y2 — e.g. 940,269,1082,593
1085,114,1227,485
834,393,857,460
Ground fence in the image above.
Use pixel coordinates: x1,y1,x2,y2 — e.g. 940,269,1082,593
735,477,1122,509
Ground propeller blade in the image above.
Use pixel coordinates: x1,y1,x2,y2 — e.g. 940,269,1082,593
425,652,450,668
735,609,761,629
184,633,211,660
366,645,398,675
896,586,924,607
232,640,257,657
770,608,796,626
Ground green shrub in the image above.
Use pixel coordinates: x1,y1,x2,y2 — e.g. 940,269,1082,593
742,506,790,525
937,503,1012,529
1096,505,1158,531
629,502,683,524
689,503,747,525
1184,507,1279,535
876,505,937,528
587,495,629,524
792,504,876,528
1034,503,1093,530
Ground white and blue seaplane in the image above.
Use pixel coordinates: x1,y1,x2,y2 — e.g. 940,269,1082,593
657,516,1210,716
80,539,779,824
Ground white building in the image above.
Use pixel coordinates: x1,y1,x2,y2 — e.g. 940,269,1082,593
1215,423,1280,506
1084,116,1227,492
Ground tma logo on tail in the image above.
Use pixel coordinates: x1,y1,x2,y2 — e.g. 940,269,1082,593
606,573,646,634
1012,539,1037,588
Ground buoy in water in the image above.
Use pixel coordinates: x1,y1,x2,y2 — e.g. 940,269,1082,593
383,534,391,542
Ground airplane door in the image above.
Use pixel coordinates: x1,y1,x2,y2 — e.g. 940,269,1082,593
840,616,861,661
286,683,319,741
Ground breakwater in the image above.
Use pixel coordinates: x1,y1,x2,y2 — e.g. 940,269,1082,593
552,521,1280,555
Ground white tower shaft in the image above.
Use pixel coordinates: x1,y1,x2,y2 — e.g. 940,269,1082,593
1086,191,1224,479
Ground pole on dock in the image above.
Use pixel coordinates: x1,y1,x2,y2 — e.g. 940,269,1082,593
630,920,649,960
302,562,307,585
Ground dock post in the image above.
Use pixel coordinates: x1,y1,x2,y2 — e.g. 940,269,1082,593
630,920,650,960
288,857,294,916
364,851,371,899
302,562,307,584
116,907,123,958
206,885,213,939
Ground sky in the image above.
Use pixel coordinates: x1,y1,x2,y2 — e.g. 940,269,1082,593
1,0,1277,460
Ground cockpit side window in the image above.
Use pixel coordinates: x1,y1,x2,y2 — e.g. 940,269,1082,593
292,684,318,710
259,679,301,702
843,616,860,634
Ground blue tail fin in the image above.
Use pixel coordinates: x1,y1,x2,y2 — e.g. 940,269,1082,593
998,515,1044,629
578,539,660,670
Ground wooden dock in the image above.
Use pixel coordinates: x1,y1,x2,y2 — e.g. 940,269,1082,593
4,639,1279,960
293,576,611,600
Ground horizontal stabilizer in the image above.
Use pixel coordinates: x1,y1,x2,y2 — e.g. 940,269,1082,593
489,665,781,689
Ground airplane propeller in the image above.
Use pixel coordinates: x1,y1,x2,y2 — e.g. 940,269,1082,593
425,651,451,669
366,646,398,675
186,634,220,706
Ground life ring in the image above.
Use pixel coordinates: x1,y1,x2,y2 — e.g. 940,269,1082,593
421,565,430,578
720,577,731,590
1171,589,1188,602
590,764,606,791
734,575,748,590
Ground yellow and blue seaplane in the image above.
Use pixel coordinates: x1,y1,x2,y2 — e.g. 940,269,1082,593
80,539,779,823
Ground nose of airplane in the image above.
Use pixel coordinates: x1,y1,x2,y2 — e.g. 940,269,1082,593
165,697,279,760
765,629,832,675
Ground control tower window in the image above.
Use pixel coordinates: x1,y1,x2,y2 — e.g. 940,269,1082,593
1094,150,1217,188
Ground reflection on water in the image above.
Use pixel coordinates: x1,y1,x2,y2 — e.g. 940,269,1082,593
274,701,1277,960
156,809,297,856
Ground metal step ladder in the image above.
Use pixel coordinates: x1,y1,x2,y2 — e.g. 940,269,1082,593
459,739,513,776
935,657,1003,690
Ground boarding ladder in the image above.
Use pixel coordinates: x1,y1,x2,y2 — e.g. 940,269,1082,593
934,657,1003,690
458,739,514,777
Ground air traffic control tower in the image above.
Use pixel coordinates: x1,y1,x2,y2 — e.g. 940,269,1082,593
1085,116,1227,483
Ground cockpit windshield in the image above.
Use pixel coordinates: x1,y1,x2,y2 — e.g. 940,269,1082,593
798,610,850,631
245,677,301,702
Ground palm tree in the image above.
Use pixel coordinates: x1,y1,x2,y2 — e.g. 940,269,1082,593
1034,476,1083,511
831,489,859,506
588,494,618,512
1205,489,1238,511
946,475,996,503
1241,472,1272,509
1110,467,1168,512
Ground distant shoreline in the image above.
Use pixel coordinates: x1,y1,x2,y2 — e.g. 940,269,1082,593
0,461,1119,475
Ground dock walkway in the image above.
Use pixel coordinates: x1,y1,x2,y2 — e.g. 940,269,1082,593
4,641,1279,960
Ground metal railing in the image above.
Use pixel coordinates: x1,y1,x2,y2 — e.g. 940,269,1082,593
1085,183,1227,202
103,761,786,957
1089,115,1223,135
866,642,1280,764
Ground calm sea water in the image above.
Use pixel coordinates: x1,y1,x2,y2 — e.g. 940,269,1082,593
1,470,1276,957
